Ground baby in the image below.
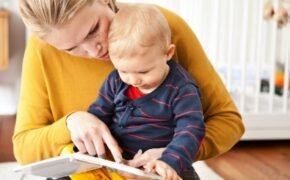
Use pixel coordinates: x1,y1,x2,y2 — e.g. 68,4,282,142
88,4,205,179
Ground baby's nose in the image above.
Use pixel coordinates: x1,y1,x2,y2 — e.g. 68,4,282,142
132,79,141,86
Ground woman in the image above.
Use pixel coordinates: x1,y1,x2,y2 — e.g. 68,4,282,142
14,0,244,169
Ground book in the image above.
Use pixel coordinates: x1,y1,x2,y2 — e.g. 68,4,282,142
13,153,164,180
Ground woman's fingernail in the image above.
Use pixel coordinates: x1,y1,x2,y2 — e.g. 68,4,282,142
121,159,129,165
116,156,123,163
98,154,106,159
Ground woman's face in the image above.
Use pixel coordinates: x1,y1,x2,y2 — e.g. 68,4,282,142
44,1,115,60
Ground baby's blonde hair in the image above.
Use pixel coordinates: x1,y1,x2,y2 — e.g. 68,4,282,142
108,4,171,58
19,0,118,38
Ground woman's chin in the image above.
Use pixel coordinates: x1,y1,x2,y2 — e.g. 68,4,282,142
97,57,110,61
86,56,110,61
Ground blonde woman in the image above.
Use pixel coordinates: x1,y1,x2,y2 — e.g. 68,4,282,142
14,0,244,179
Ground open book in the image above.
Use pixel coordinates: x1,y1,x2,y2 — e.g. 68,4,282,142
13,153,164,180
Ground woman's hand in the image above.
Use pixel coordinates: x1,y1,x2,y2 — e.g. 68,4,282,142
128,148,166,168
144,160,182,180
66,111,122,162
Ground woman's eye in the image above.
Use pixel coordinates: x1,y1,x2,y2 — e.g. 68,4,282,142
139,71,149,74
65,48,74,53
88,24,99,36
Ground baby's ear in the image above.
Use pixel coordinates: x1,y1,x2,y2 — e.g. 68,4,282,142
166,44,176,61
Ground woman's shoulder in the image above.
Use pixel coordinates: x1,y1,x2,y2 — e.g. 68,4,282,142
26,35,64,57
157,6,180,22
27,35,52,49
156,6,188,32
25,35,85,64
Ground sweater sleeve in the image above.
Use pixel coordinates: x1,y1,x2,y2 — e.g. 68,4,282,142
159,7,245,160
13,37,71,164
87,72,116,125
159,84,205,174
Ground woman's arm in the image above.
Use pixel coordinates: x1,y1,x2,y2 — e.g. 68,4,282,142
13,36,72,164
13,36,121,164
159,7,245,160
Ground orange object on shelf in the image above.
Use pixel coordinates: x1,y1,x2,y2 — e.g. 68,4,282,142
275,71,290,89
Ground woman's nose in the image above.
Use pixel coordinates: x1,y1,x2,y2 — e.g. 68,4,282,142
82,40,101,58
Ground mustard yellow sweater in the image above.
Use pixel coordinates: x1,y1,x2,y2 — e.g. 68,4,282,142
13,7,244,164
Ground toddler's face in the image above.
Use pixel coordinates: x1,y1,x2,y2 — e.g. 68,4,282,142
111,45,170,94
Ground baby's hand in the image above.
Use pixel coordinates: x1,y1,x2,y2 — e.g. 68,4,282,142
144,160,182,180
128,148,165,168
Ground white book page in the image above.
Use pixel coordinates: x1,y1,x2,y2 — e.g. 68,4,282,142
13,154,164,180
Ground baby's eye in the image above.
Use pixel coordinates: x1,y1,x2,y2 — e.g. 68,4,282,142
119,71,127,74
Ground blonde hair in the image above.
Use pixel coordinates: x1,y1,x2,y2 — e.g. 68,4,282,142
19,0,118,38
108,4,171,58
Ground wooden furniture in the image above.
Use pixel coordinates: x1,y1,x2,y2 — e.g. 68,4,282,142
0,115,16,162
0,10,9,70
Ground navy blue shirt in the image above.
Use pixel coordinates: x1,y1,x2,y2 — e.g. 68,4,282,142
88,60,205,174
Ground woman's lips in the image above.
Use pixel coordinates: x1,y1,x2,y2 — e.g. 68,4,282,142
99,51,109,59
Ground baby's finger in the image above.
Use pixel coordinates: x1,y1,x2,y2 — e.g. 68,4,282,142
144,161,155,172
165,169,174,180
128,153,150,167
133,149,143,159
127,149,143,167
155,165,167,179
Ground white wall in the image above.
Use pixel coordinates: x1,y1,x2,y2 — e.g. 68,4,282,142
0,0,26,115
